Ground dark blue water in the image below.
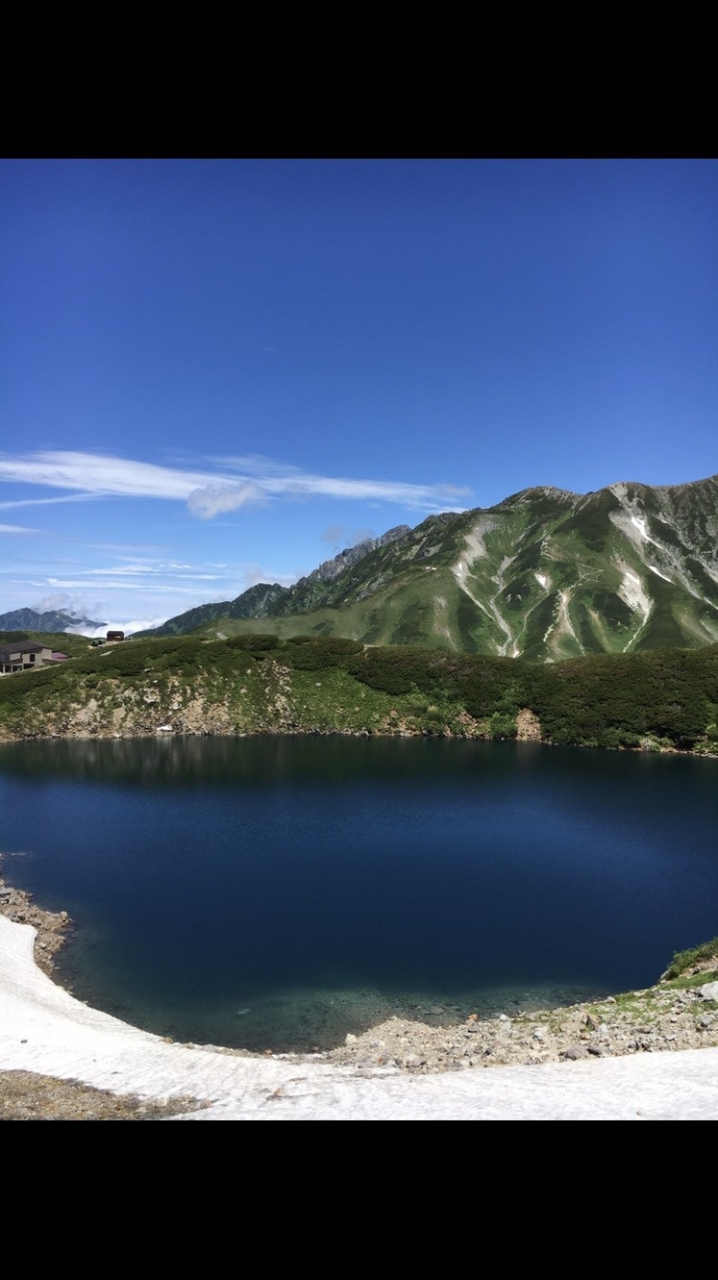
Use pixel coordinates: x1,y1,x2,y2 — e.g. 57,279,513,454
1,736,716,1050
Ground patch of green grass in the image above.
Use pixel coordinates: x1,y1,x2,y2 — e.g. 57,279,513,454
636,575,698,651
663,938,718,980
659,972,718,993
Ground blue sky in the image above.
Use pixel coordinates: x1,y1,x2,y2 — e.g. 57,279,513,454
1,159,716,630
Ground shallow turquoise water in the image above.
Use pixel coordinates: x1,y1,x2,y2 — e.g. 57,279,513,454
1,736,716,1050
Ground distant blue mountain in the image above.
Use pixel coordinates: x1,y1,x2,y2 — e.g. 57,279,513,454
0,608,105,633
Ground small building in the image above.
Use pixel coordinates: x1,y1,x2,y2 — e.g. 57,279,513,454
106,630,125,642
0,641,53,674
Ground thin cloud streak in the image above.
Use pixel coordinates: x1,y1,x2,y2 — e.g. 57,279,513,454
44,579,217,594
0,494,102,511
0,452,212,498
0,450,471,518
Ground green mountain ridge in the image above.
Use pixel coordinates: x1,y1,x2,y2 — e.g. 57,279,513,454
139,474,718,662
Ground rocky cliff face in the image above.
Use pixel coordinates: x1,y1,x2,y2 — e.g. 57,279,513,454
297,525,412,586
266,525,413,615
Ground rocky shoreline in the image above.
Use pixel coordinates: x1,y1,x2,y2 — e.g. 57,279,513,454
310,974,718,1074
1,860,717,1118
2,717,716,759
0,866,70,978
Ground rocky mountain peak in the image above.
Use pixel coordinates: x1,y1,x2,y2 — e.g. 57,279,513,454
298,525,412,587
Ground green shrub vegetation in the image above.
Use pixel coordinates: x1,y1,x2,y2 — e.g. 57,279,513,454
1,633,718,753
663,938,718,980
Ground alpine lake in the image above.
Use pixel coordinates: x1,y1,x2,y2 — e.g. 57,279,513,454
1,735,716,1052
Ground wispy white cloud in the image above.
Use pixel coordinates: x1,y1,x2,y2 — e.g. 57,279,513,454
0,493,101,511
210,453,470,508
210,454,304,477
44,579,216,594
0,452,210,499
80,564,166,577
86,542,169,555
0,450,471,518
0,522,39,533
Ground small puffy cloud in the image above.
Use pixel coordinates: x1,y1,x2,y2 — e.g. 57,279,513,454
187,482,264,519
321,523,349,547
33,591,95,617
241,563,299,589
321,524,374,549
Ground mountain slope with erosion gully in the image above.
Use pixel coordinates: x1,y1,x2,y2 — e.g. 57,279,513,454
139,473,718,664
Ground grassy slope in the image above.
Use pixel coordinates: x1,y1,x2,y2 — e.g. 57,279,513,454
1,633,717,754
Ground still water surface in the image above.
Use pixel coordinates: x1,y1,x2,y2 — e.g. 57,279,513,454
1,736,716,1050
